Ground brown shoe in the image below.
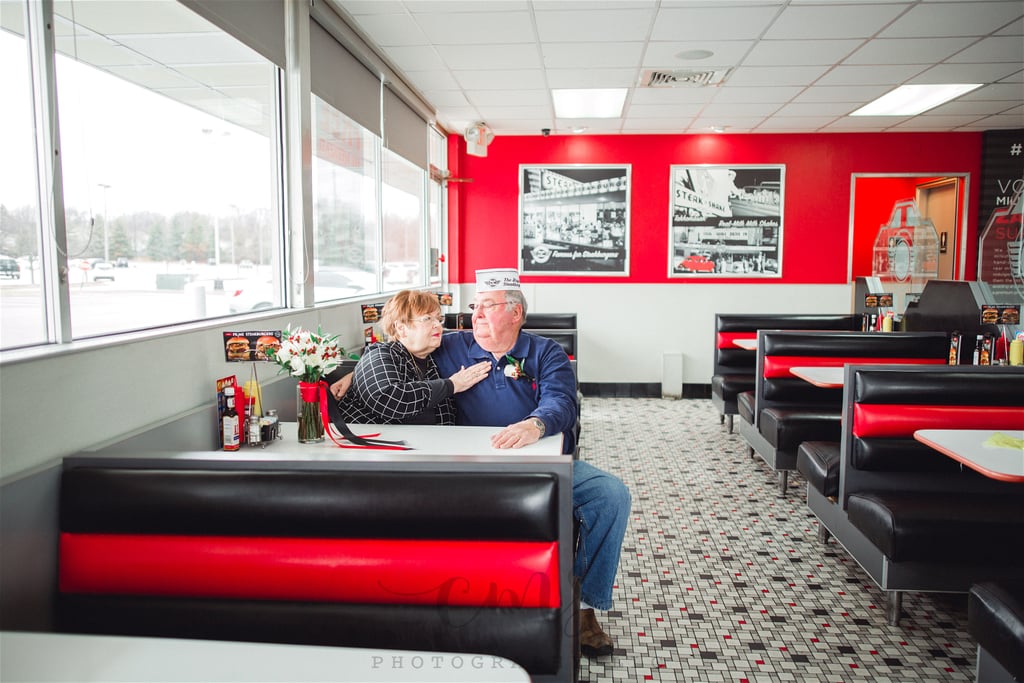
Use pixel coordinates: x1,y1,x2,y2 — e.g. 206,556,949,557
579,608,614,657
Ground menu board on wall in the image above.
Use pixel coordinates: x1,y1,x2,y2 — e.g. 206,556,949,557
977,129,1024,306
668,165,784,278
519,165,630,275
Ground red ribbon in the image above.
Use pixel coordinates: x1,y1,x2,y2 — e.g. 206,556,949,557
316,380,411,450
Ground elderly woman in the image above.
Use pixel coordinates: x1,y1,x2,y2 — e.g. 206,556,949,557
335,290,490,425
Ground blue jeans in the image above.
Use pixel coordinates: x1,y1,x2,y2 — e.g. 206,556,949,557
573,460,631,611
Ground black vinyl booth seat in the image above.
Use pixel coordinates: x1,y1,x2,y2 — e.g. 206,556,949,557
738,330,950,495
57,467,571,679
968,581,1024,683
711,314,862,432
801,365,1024,626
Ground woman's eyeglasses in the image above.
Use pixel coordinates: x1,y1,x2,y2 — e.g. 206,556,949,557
468,301,507,312
410,315,444,325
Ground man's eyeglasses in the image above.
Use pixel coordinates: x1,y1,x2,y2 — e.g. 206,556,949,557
410,315,444,325
468,301,508,312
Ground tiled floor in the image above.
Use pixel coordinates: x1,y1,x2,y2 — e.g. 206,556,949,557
576,397,975,683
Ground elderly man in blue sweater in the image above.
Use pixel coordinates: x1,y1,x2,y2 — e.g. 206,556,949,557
435,268,631,657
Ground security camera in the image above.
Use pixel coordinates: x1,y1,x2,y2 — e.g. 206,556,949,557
541,128,551,137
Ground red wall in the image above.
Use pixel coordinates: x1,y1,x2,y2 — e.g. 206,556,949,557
447,132,982,285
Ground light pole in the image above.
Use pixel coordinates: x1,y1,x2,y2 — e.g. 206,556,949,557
98,183,111,262
201,128,229,267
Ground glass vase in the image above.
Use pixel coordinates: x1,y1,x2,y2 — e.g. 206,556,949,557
296,381,324,443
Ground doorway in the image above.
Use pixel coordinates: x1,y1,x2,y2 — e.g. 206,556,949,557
916,178,959,280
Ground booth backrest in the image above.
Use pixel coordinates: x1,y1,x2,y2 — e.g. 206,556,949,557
524,314,578,359
444,312,471,330
714,314,863,376
840,365,1024,501
446,313,578,358
752,330,950,425
57,467,566,676
524,314,578,330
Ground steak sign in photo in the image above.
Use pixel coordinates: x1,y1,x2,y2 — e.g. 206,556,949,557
669,165,785,278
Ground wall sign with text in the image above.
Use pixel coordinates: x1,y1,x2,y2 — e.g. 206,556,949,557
519,165,630,275
669,165,785,278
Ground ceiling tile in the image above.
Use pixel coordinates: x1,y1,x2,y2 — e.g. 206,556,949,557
468,89,550,106
651,5,781,41
413,11,536,45
880,2,1024,39
744,39,864,66
947,35,1024,64
774,101,859,117
402,70,461,90
814,64,927,86
421,90,472,107
453,69,547,90
791,84,891,103
843,37,976,65
912,62,1022,83
764,4,910,40
436,43,541,69
542,41,645,69
384,45,447,72
626,103,706,118
726,64,832,87
535,8,655,42
346,13,429,47
546,67,638,89
711,85,805,103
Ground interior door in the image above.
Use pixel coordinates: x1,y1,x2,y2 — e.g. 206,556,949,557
917,178,958,280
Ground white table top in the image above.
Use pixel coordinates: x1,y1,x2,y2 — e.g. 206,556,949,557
789,366,845,388
0,631,530,682
78,423,567,466
733,338,758,350
913,429,1024,483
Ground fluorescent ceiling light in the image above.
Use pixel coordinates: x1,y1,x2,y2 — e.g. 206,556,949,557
850,83,983,116
552,88,627,119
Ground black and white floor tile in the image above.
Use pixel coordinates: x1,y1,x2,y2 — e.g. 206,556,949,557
576,397,974,683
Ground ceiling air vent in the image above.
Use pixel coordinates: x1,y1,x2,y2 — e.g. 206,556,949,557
640,68,730,88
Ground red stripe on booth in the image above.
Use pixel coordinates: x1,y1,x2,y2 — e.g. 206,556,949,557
763,356,944,378
717,332,754,349
852,404,1024,438
59,534,560,608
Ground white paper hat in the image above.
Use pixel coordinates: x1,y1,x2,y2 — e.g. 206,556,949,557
476,268,521,292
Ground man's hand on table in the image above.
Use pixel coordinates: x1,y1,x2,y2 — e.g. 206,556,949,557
491,418,545,449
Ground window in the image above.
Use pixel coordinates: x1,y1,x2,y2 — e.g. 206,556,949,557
427,127,446,284
381,149,424,289
1,0,439,351
312,96,379,303
0,19,46,348
53,2,279,334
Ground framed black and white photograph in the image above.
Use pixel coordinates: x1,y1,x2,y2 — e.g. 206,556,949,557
520,165,630,275
669,165,784,278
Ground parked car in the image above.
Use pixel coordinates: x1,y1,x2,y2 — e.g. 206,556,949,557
678,253,716,273
90,261,116,281
229,270,367,313
382,261,419,285
0,255,20,279
115,257,129,268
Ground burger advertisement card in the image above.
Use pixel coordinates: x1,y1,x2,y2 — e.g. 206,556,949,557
361,304,383,324
222,330,283,362
980,305,1000,325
